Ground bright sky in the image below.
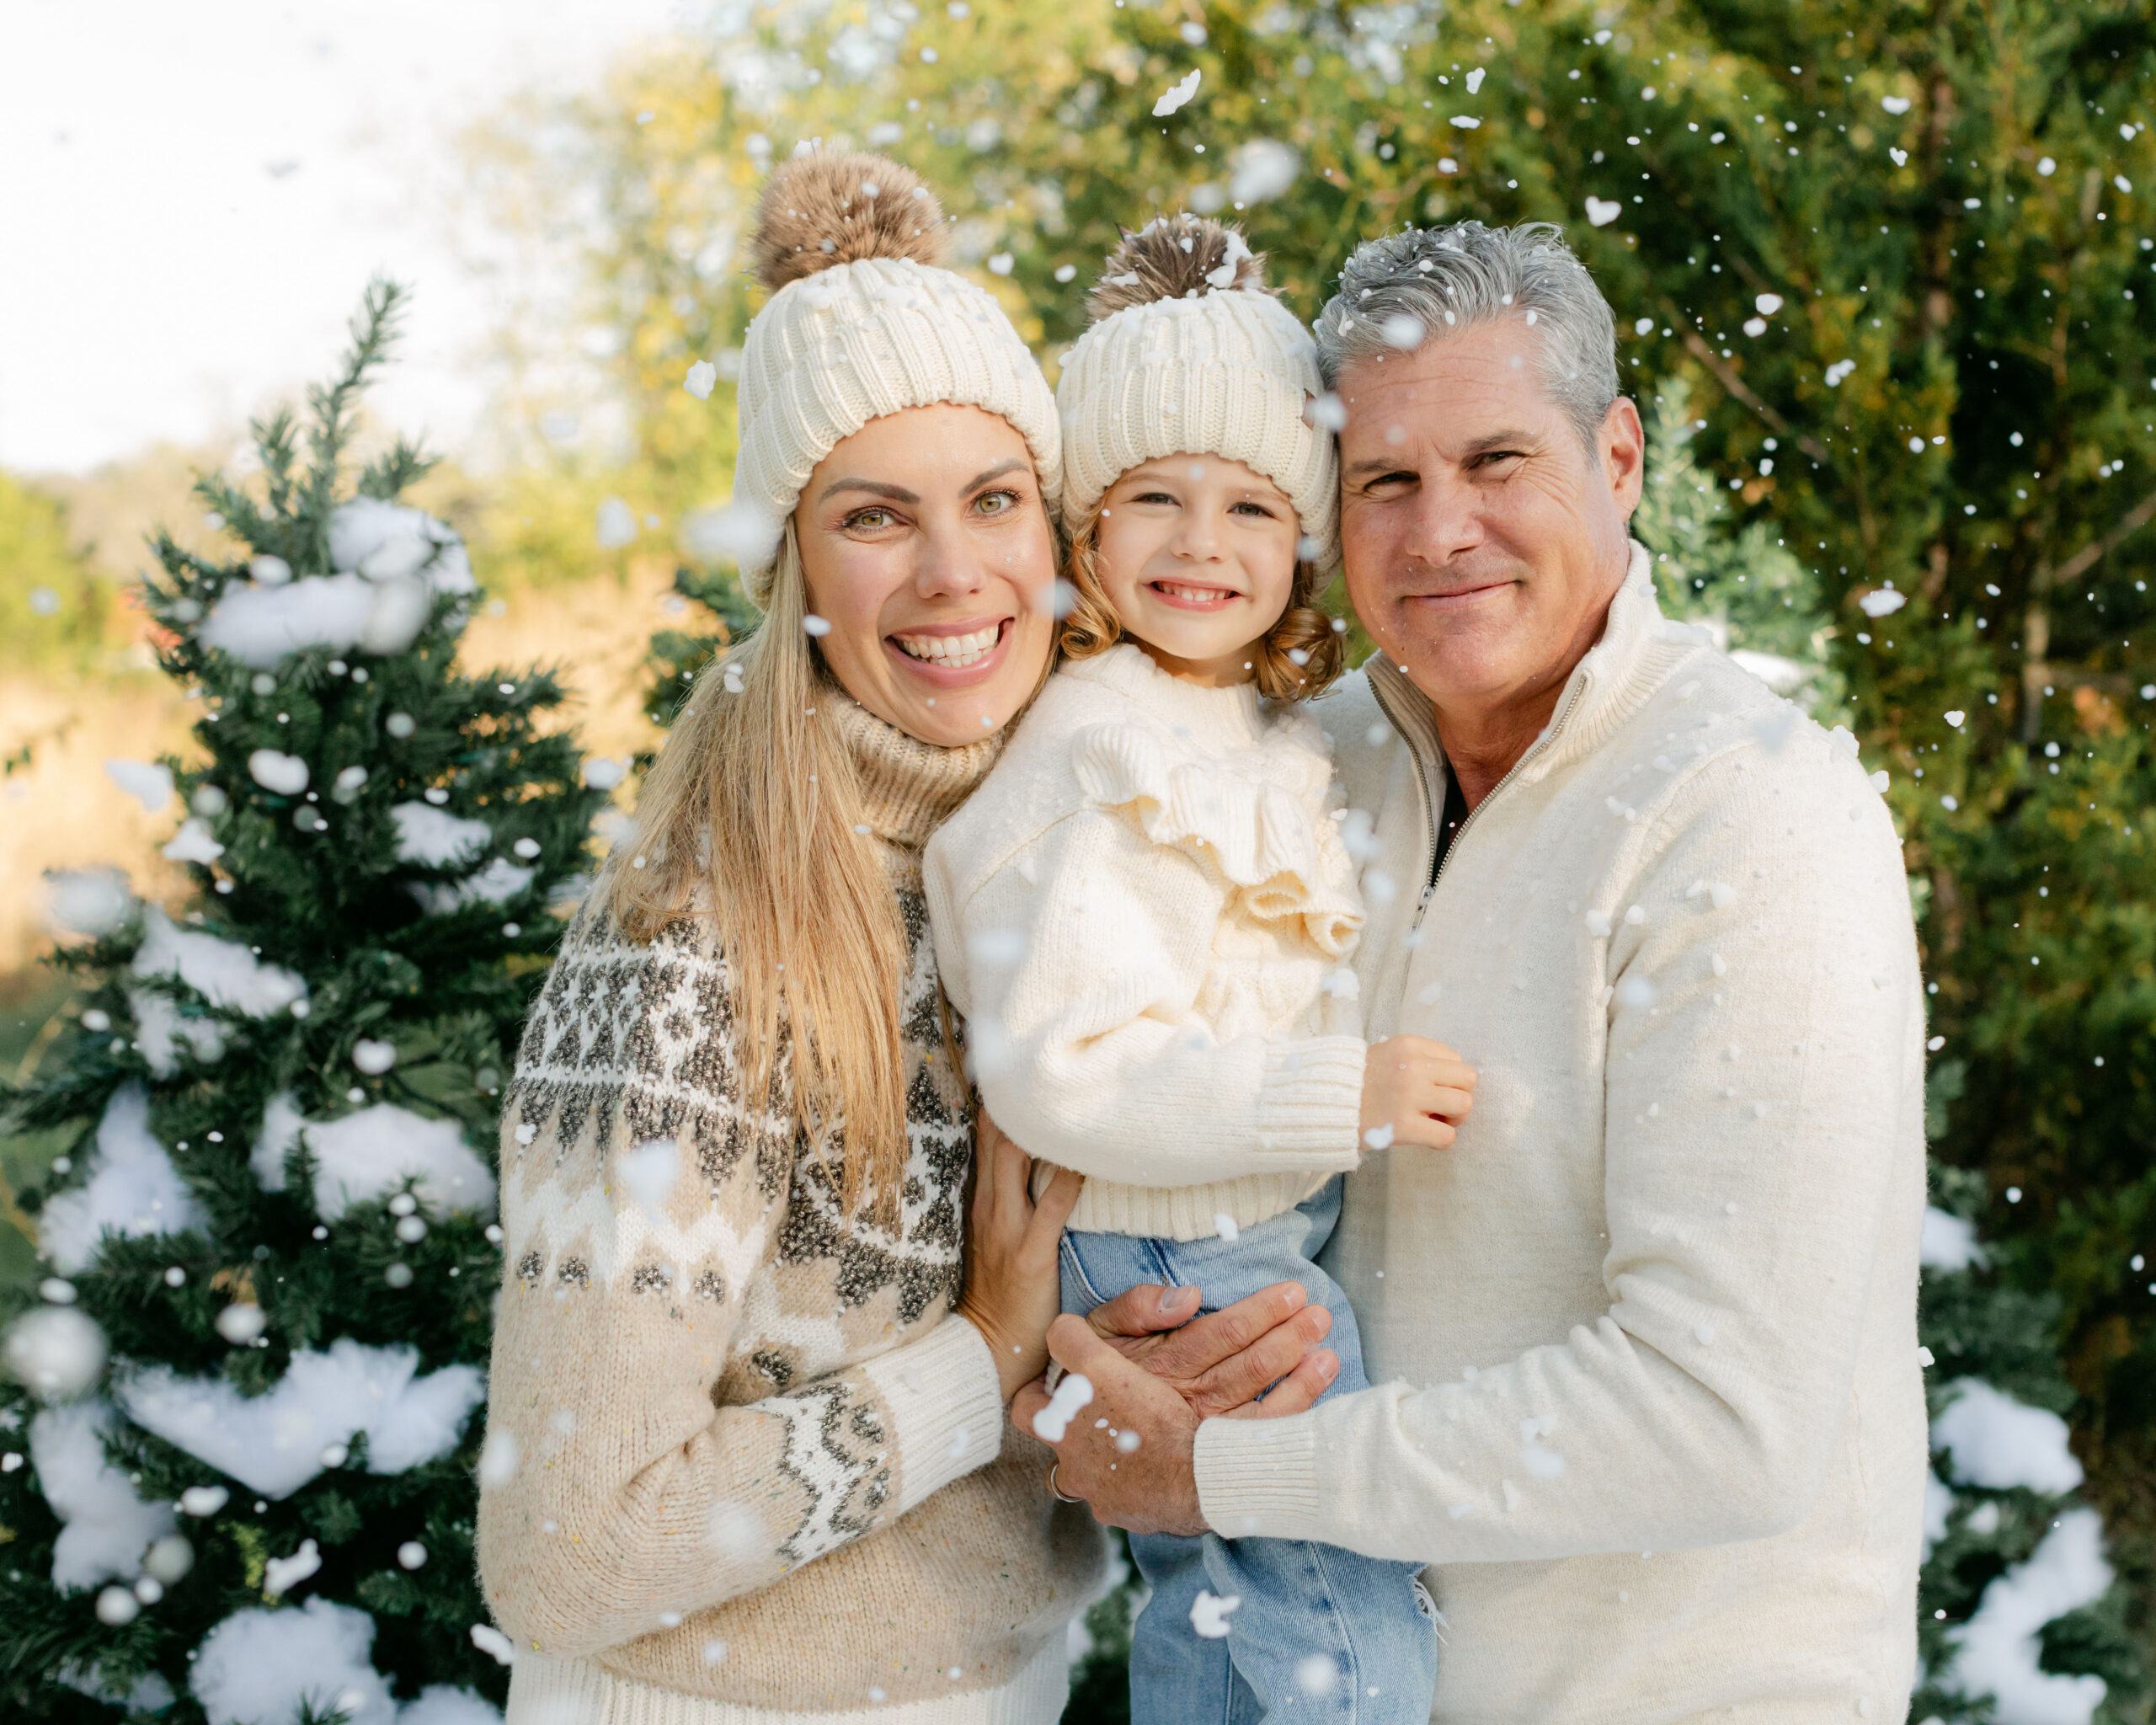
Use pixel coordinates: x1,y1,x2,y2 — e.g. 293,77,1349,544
0,0,691,475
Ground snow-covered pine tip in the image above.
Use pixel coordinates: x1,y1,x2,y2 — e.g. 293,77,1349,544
750,151,947,295
1086,213,1269,323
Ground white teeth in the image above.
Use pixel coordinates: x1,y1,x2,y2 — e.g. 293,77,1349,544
894,624,1000,669
1155,583,1233,602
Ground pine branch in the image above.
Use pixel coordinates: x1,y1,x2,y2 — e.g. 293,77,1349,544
1662,306,1833,467
358,435,440,501
302,277,413,542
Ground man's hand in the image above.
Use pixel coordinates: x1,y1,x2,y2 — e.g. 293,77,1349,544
1084,1279,1336,1418
1017,1287,1337,1535
1358,1034,1476,1150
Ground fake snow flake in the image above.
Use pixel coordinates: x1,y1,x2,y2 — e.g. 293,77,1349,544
40,1084,206,1274
119,1338,485,1499
215,1304,267,1345
1031,1372,1095,1442
987,252,1015,276
96,1586,140,1626
1858,588,1908,618
1306,393,1348,432
391,801,491,866
1584,198,1623,227
1583,909,1613,937
1214,1212,1240,1242
1381,313,1426,349
1708,883,1737,910
1152,68,1201,116
1825,360,1857,387
1228,139,1300,204
247,749,309,795
264,1538,323,1596
1881,95,1912,115
1932,1379,2082,1493
352,1039,397,1076
582,756,627,790
1294,1654,1338,1696
1753,293,1784,317
1945,709,1967,729
163,819,225,864
618,1138,680,1213
104,758,173,813
1465,67,1486,93
471,1624,516,1667
595,498,638,549
29,1400,177,1588
1614,975,1657,1011
397,1541,428,1569
1451,115,1484,131
1364,1122,1396,1150
683,360,718,399
1191,1590,1241,1637
180,1484,230,1516
803,613,833,638
190,1595,396,1725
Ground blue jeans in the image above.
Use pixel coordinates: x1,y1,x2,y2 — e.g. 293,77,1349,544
1059,1179,1438,1725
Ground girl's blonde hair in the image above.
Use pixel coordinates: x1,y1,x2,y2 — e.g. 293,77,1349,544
605,522,910,1221
1056,499,1344,701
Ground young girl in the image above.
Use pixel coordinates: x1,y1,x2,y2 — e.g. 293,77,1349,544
926,216,1476,1724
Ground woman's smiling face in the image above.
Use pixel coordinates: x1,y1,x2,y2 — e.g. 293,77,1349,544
1091,452,1300,687
796,403,1058,746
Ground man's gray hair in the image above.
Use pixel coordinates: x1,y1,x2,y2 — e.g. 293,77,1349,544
1313,221,1620,448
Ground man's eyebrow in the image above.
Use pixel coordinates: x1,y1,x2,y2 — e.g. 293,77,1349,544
816,477,921,505
1462,429,1538,457
961,457,1029,492
1344,455,1417,481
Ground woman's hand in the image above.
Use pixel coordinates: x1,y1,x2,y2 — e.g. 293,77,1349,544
956,1111,1084,1405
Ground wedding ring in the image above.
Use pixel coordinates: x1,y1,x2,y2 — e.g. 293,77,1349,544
1047,1460,1082,1504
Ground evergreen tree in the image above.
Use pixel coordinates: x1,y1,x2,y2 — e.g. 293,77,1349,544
1916,1164,2148,1722
0,281,604,1722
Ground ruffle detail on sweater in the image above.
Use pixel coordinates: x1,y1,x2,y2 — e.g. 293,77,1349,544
1069,722,1364,957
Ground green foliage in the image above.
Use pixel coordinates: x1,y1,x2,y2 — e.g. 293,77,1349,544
0,283,606,1720
1916,1166,2149,1721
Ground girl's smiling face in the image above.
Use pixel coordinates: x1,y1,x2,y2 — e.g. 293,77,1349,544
1091,452,1301,687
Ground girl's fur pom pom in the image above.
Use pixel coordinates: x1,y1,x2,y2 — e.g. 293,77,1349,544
1086,213,1269,321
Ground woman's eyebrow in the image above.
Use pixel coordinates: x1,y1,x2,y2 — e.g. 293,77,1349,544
961,457,1028,492
817,477,921,505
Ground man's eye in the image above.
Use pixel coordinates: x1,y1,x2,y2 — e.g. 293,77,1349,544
1476,451,1527,468
1364,472,1417,492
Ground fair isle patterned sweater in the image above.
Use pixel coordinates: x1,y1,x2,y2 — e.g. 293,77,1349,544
477,692,1104,1722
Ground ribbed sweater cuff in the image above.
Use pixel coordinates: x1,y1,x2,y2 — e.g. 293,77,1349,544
1255,1036,1367,1166
1194,1411,1326,1542
862,1315,1006,1520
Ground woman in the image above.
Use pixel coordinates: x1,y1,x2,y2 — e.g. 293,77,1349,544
474,152,1097,1722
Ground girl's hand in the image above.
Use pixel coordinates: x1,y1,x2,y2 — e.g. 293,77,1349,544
1358,1035,1477,1151
956,1110,1084,1404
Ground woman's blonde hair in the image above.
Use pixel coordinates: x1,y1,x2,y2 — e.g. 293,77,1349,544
605,522,910,1220
1056,498,1344,701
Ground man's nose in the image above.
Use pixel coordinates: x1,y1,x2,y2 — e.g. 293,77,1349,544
1399,471,1484,566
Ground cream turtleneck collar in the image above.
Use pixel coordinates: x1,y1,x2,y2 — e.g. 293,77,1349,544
820,681,1006,852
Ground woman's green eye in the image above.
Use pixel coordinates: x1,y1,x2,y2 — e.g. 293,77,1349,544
977,490,1014,515
848,508,893,530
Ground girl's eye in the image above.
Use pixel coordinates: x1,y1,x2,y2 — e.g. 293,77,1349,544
1230,500,1278,519
1129,489,1177,505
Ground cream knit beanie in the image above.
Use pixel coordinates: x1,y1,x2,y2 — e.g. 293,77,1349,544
726,152,1061,606
1057,216,1337,568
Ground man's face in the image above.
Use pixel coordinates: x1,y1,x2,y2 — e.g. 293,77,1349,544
1336,318,1644,716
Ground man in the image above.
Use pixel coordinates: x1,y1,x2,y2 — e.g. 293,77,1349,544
1019,221,1929,1720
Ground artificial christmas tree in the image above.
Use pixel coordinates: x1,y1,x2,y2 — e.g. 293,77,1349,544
0,281,605,1722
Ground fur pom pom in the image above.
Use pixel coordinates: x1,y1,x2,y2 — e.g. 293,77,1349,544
1086,214,1270,321
750,151,948,293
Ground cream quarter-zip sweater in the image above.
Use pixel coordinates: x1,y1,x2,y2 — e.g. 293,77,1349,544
926,644,1369,1242
1193,545,1930,1723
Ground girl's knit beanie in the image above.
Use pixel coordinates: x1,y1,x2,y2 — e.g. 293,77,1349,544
725,150,1061,606
1055,215,1337,569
